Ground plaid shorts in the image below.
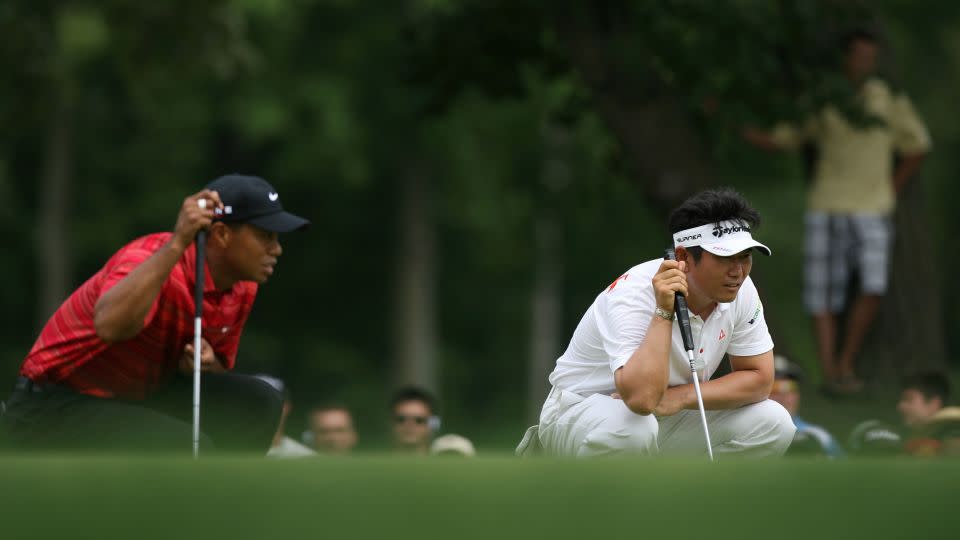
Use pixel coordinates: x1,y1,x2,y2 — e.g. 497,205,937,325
803,212,892,314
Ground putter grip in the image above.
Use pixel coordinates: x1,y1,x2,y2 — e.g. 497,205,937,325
195,231,206,319
664,249,695,353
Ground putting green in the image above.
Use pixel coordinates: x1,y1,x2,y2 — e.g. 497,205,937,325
0,455,955,539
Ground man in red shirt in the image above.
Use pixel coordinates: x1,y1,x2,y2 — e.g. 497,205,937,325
1,174,308,453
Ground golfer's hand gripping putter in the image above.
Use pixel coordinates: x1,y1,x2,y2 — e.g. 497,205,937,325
664,248,714,461
664,249,696,359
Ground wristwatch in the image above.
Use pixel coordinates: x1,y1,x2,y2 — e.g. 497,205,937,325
654,307,674,321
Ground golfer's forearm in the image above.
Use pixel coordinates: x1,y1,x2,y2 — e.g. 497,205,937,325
675,369,772,410
94,241,185,342
616,317,673,415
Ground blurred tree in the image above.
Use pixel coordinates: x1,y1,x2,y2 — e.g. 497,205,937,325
0,0,956,449
0,0,254,325
527,119,570,422
393,161,438,392
406,0,951,389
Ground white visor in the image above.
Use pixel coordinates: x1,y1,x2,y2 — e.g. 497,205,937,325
672,220,771,256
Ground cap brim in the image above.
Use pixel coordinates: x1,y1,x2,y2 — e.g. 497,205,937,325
247,211,311,233
701,238,771,257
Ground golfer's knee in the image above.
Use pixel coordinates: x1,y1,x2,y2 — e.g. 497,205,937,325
755,400,796,452
623,414,659,451
580,413,658,456
247,377,284,422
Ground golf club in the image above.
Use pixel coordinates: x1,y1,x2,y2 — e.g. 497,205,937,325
193,199,207,458
665,248,714,461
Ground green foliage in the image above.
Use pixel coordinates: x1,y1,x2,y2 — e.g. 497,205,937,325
56,7,109,67
1,0,958,448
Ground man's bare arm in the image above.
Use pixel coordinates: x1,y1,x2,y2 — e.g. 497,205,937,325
614,317,674,415
893,152,926,196
94,190,222,342
652,350,775,416
614,259,688,415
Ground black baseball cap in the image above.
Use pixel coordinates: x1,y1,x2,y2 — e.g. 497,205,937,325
205,174,310,233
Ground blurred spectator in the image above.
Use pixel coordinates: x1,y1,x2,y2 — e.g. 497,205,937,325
847,420,903,456
898,373,960,456
391,386,440,455
430,434,476,457
898,373,950,428
743,28,931,395
918,409,960,458
304,404,358,455
770,355,844,458
254,375,316,459
267,399,317,459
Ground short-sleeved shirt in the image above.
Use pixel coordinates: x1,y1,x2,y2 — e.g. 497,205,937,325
20,233,257,400
548,259,774,396
770,78,931,214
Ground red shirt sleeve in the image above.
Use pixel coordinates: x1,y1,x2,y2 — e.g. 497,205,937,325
99,248,163,328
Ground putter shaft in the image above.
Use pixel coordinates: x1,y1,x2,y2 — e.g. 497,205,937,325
192,230,206,458
688,350,714,461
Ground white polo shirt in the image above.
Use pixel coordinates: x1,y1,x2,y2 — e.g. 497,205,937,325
548,258,774,396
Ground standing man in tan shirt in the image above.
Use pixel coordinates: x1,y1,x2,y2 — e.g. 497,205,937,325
743,29,931,394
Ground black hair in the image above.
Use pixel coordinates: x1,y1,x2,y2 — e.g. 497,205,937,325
902,373,950,405
390,386,437,414
667,188,761,261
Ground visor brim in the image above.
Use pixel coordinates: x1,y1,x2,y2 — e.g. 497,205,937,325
700,239,771,257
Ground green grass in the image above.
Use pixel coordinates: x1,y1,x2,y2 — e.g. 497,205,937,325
1,455,957,539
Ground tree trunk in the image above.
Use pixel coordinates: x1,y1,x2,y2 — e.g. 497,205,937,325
392,165,438,394
527,216,563,422
526,123,571,422
858,177,947,384
36,92,73,327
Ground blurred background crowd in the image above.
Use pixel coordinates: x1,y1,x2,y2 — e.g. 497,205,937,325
2,1,959,457
263,381,478,458
260,365,960,458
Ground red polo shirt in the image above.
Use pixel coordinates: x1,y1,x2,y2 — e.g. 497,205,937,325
20,233,258,400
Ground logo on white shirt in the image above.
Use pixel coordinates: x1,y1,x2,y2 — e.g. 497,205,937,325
268,192,279,202
607,273,629,292
719,329,726,341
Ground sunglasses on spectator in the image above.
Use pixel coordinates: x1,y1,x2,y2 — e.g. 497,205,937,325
394,414,429,425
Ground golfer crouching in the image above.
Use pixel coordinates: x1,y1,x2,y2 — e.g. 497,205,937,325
518,189,795,458
0,174,309,453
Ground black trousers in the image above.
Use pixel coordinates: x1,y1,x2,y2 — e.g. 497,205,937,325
0,373,283,454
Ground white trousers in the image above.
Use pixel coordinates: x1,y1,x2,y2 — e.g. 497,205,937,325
535,387,796,458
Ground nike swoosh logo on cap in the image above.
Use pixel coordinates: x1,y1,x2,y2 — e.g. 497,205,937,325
268,192,279,201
